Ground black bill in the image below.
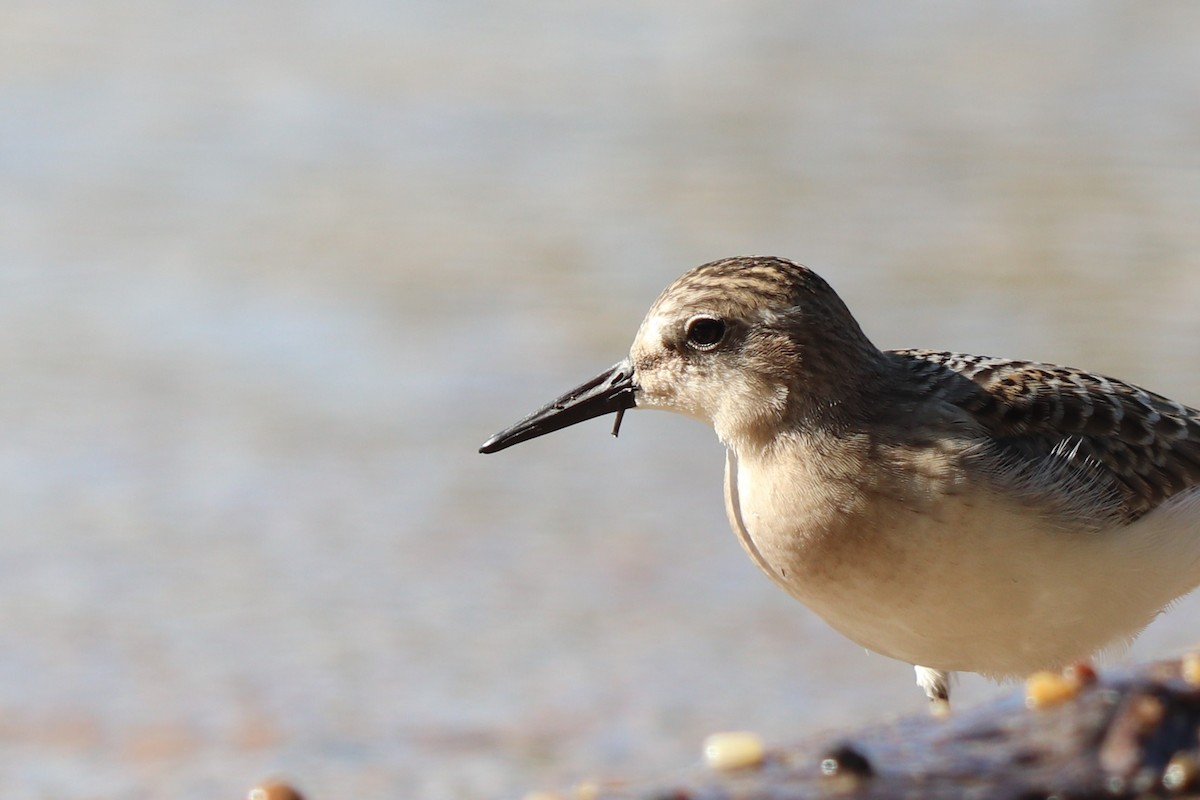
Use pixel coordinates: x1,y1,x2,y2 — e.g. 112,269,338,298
479,359,637,454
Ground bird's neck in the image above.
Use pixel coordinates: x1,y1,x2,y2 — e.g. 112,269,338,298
722,346,895,457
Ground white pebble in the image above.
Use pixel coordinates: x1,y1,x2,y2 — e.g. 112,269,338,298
703,731,765,771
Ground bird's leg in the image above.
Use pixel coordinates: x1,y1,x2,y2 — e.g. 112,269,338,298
915,665,952,709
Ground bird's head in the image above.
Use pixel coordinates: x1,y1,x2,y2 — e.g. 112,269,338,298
480,256,883,455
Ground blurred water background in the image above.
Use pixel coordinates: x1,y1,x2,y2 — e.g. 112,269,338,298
3,2,1200,798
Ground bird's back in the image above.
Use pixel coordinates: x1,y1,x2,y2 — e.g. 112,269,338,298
888,349,1200,524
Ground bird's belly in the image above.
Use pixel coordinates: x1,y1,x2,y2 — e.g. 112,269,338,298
725,451,1200,677
762,502,1114,677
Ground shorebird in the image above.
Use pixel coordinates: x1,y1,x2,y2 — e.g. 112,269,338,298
480,256,1200,703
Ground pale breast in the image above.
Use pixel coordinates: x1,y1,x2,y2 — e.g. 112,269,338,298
723,443,1200,677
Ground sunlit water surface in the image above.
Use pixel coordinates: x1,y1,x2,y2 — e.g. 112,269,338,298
2,3,1200,797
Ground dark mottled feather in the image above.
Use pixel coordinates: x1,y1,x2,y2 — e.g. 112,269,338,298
647,257,1200,522
889,349,1200,520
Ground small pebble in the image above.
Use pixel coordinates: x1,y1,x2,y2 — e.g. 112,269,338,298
248,782,305,800
1164,753,1200,793
1182,652,1200,686
703,731,765,771
1025,670,1080,709
819,743,874,778
1128,694,1165,730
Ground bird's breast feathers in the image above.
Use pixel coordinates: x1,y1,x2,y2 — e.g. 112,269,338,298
725,442,1200,676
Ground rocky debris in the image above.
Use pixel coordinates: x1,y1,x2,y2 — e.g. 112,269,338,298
577,657,1200,800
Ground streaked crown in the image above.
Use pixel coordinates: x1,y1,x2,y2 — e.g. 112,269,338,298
630,256,887,446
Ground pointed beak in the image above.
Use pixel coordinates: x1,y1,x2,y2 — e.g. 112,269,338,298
479,359,638,454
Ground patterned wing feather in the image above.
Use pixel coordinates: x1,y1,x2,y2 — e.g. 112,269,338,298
890,349,1200,520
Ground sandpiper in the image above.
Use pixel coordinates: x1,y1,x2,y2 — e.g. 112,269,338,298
480,256,1200,703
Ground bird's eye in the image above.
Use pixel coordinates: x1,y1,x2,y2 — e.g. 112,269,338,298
684,315,726,350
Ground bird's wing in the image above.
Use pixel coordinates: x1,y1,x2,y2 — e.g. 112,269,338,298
888,348,1200,520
